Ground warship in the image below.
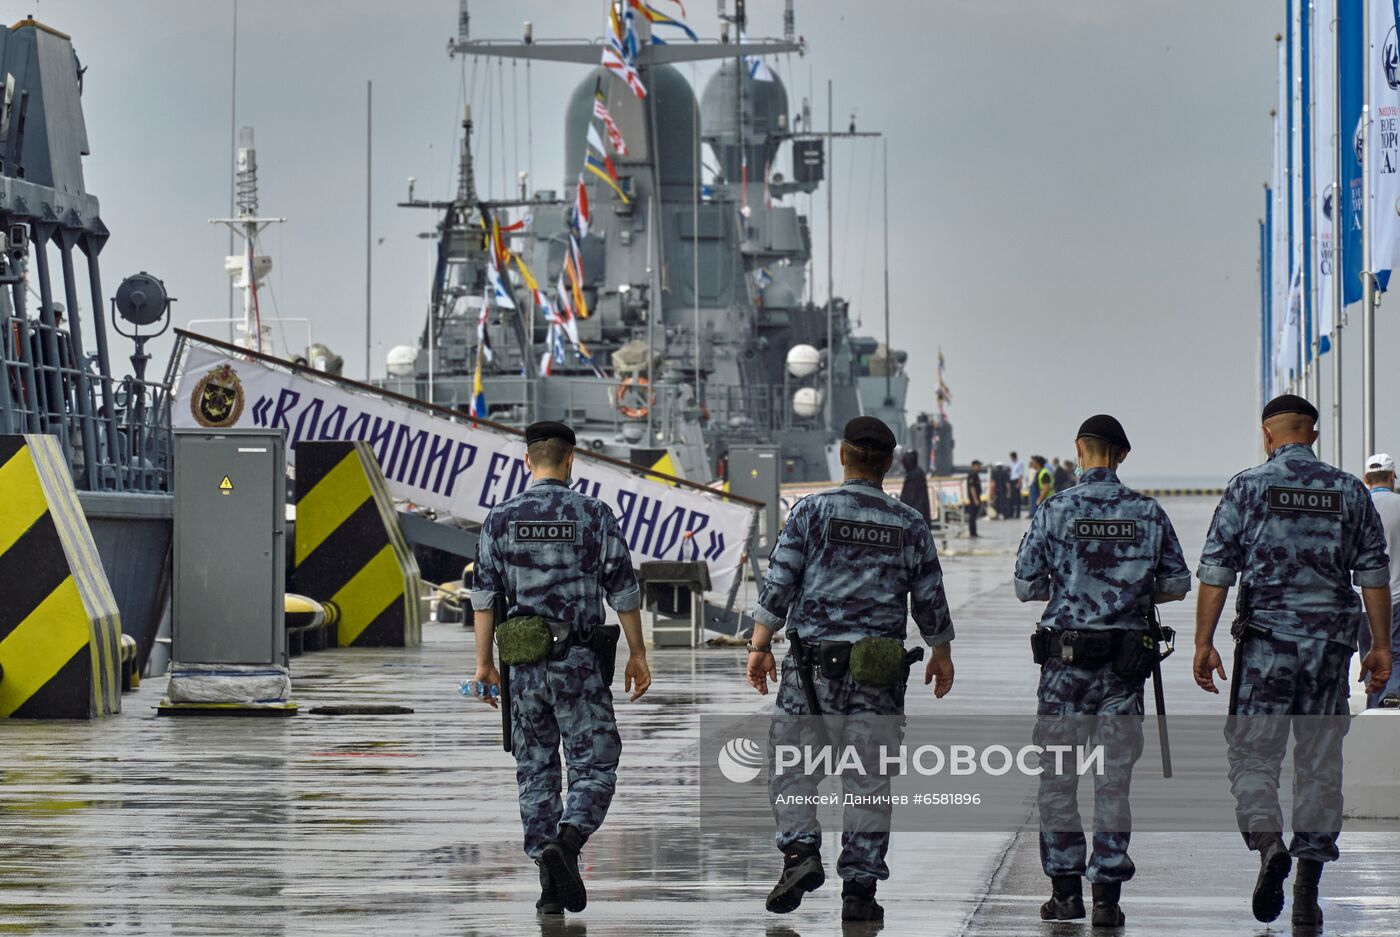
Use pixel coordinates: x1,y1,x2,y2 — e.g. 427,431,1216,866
0,17,175,676
382,0,928,483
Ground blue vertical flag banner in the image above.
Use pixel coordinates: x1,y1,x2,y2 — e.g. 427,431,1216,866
1266,190,1275,399
1274,39,1291,388
1367,0,1400,290
1342,0,1366,305
1315,0,1337,351
1301,0,1315,365
1290,0,1300,318
1262,210,1270,405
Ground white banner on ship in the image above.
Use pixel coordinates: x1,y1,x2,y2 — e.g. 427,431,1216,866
173,342,756,596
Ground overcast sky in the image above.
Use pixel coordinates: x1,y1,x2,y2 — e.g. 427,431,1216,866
33,0,1301,479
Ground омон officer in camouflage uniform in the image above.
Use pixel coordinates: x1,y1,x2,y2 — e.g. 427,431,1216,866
1194,394,1393,926
745,416,956,924
471,420,652,916
1014,415,1190,927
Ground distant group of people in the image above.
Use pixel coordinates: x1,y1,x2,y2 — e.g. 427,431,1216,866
895,449,1085,539
978,452,1079,525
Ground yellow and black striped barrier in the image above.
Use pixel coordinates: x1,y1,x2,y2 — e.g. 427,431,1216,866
292,441,422,648
0,435,122,719
284,593,336,655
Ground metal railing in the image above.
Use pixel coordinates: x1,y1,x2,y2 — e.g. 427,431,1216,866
0,245,172,493
706,383,793,435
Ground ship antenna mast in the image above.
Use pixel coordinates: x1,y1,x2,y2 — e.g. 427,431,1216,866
209,126,286,354
458,105,477,205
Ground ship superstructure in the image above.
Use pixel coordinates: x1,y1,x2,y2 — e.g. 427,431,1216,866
385,0,913,483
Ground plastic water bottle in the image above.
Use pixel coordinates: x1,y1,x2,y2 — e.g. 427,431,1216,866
459,680,500,700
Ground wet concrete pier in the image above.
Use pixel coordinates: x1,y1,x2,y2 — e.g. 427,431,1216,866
1,497,1396,935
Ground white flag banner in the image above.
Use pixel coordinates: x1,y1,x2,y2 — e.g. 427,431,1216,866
173,341,756,597
1316,0,1336,340
1368,0,1400,288
1278,254,1303,379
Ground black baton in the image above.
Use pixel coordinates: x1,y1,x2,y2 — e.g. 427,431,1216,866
1228,637,1245,718
495,594,512,753
1144,606,1173,778
500,662,512,753
1151,658,1172,779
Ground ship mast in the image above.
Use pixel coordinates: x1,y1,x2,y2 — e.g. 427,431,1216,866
210,126,285,354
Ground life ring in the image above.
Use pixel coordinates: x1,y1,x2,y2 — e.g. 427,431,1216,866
615,376,655,419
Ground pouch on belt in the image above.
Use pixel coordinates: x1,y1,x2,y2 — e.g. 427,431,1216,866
1112,630,1158,682
849,636,910,688
590,624,622,685
496,616,553,665
818,640,852,680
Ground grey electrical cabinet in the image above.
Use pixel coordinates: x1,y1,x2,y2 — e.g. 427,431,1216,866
729,445,781,554
172,429,285,665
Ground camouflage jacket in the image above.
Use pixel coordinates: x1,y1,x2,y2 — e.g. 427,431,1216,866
470,478,641,633
1014,467,1191,631
1197,443,1389,648
753,478,954,646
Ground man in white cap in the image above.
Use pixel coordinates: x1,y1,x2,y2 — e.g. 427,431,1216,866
1362,453,1400,706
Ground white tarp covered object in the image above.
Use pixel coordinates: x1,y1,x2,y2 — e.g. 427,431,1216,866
166,663,292,705
172,339,757,596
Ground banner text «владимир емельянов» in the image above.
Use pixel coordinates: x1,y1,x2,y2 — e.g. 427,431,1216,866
173,341,756,594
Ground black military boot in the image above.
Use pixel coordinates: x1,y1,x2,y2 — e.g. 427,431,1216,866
1250,833,1291,923
535,859,564,915
539,824,588,913
1090,882,1125,927
1039,875,1085,921
1292,858,1325,927
765,842,825,914
841,878,884,922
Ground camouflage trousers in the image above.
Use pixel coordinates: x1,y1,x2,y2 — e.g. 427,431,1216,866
769,650,907,884
1034,658,1145,884
1356,602,1400,707
1227,629,1350,863
510,643,621,859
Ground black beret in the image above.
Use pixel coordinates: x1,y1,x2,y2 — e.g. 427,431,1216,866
843,416,896,453
1076,414,1131,452
524,420,576,446
1261,394,1319,424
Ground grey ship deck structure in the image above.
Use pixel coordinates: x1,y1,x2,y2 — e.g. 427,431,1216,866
386,1,912,483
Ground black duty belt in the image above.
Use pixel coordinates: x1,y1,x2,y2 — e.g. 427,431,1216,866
1032,627,1135,668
